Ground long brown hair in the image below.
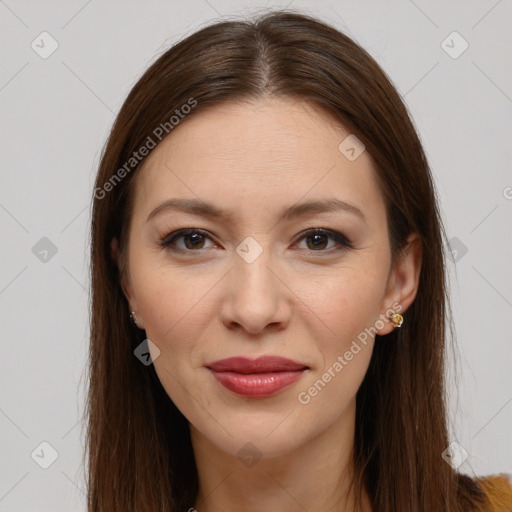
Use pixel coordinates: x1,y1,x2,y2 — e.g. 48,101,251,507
86,10,490,511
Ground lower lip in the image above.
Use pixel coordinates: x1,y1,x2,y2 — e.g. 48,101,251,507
209,369,306,397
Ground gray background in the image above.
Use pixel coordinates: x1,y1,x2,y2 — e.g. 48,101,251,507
1,0,511,510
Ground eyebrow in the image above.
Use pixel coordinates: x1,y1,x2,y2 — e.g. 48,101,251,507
146,197,367,224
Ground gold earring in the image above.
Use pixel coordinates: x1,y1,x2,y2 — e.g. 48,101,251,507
389,312,403,328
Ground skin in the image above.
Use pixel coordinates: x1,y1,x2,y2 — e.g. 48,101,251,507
114,97,422,512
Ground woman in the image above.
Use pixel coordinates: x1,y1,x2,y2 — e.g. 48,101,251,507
86,10,512,511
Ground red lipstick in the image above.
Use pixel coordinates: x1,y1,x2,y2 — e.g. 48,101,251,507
207,356,308,398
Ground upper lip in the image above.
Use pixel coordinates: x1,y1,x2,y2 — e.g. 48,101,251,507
207,356,309,374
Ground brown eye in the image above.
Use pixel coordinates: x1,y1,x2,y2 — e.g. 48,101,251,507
160,229,215,251
296,229,353,252
159,227,353,254
182,232,206,250
305,233,329,250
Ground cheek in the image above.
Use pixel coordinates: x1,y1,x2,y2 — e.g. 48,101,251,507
293,272,382,424
131,253,210,337
132,266,209,411
130,258,220,400
296,262,388,346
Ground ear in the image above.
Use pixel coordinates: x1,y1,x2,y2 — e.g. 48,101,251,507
377,232,422,335
111,237,144,329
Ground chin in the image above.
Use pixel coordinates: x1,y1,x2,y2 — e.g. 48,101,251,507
192,415,308,461
223,430,302,461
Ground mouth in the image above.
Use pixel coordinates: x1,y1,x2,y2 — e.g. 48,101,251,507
206,356,309,398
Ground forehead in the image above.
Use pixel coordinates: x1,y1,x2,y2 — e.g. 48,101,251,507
131,97,385,224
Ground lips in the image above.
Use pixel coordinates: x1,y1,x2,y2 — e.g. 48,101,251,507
206,356,309,398
207,356,308,373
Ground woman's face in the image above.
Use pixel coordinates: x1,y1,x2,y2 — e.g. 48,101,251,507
119,97,419,459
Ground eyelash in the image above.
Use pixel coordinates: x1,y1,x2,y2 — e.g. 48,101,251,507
158,228,353,254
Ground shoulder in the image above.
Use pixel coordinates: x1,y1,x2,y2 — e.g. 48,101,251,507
477,473,512,512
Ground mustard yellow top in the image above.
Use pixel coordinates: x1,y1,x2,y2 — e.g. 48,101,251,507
479,473,512,512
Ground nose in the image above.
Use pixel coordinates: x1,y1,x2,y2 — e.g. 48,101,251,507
218,246,292,335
